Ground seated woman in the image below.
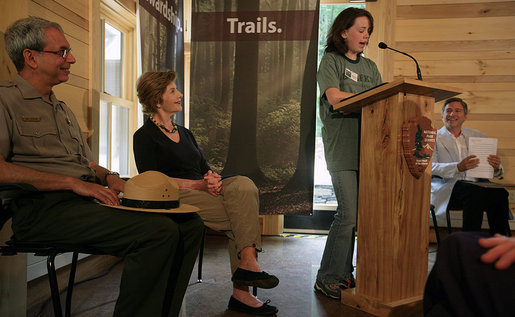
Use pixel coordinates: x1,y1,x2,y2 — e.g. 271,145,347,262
133,71,279,315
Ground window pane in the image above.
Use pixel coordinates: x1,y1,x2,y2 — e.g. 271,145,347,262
99,100,110,168
111,105,129,175
104,22,122,97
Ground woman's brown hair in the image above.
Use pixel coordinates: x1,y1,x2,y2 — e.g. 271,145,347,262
325,7,374,55
136,71,177,114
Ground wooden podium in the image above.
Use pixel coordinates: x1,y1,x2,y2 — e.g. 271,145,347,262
332,78,461,316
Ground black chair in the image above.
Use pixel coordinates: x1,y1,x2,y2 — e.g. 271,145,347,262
0,184,103,317
445,207,512,237
196,227,207,283
196,227,257,296
430,204,441,245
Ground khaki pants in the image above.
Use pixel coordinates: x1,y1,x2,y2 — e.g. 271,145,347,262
179,176,262,274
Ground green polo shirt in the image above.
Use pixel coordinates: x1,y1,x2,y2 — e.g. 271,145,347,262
317,52,382,171
0,75,95,181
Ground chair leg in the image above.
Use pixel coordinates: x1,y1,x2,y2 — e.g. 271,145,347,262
65,252,79,317
47,252,64,317
197,227,206,283
506,209,513,237
252,251,258,296
430,205,441,245
446,208,452,235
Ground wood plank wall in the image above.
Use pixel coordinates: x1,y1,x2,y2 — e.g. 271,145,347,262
391,0,515,184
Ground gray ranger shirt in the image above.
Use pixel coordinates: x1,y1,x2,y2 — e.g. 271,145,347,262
0,74,95,181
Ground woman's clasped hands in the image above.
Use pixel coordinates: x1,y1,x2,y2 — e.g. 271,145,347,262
203,170,222,196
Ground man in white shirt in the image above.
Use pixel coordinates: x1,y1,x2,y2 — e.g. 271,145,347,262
431,97,509,235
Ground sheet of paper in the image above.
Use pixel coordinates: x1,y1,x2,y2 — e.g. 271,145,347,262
466,137,498,179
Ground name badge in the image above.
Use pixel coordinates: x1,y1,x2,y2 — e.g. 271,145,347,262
22,116,41,122
345,68,358,82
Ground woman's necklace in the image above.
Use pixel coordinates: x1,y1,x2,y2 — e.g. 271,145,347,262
151,115,177,134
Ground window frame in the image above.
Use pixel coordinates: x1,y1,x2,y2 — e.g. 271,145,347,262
93,1,138,177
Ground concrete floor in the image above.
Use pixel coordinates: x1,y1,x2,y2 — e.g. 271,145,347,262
27,234,437,317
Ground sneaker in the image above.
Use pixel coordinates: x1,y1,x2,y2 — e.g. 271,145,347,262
339,277,356,290
314,280,343,300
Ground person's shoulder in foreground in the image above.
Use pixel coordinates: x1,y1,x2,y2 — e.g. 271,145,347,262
424,232,515,317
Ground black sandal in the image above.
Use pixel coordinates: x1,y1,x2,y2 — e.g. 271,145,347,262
227,296,278,316
231,268,280,289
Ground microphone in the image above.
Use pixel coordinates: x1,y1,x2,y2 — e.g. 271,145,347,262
378,42,422,80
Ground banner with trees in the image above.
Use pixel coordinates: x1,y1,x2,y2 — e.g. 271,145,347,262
191,0,319,215
139,0,185,124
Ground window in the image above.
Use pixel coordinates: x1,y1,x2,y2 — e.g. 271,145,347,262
98,5,137,177
104,23,122,98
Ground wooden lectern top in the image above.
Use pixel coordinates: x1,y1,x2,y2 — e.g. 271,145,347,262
333,78,462,114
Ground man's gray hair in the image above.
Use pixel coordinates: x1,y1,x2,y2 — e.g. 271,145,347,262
4,16,63,71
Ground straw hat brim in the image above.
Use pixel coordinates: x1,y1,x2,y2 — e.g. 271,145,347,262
101,202,199,213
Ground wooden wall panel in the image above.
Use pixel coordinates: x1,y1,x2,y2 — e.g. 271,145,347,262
66,37,89,80
397,2,515,19
0,221,27,317
57,0,88,20
450,91,515,114
396,39,515,52
434,83,515,92
433,119,515,143
367,0,397,82
115,0,137,13
0,32,17,81
0,1,29,32
396,60,515,77
29,1,89,44
33,0,88,30
500,156,515,183
433,113,515,123
54,85,90,132
464,122,515,141
396,17,515,41
419,75,515,84
390,0,515,184
398,0,514,5
394,51,515,61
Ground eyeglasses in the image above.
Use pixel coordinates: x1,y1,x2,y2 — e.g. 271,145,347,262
36,48,72,59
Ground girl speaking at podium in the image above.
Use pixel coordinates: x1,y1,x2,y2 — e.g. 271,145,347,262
314,7,382,300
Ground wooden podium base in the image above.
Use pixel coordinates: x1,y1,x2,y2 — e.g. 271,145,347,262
340,289,423,317
332,79,460,317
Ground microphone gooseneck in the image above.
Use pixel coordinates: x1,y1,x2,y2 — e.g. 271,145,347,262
378,42,422,80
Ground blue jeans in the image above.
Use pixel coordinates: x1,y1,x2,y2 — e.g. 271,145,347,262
316,170,357,284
